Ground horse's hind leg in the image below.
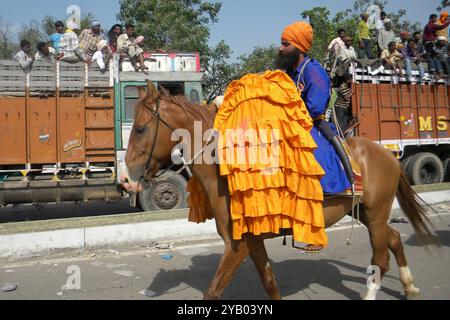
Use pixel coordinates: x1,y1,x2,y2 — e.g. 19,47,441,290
247,238,281,300
204,240,249,300
387,226,421,300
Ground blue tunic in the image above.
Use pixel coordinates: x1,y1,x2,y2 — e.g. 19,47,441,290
290,57,351,194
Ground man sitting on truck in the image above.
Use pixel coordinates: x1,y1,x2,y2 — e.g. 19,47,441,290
79,21,106,60
399,38,430,83
59,21,90,64
117,23,148,72
91,40,112,73
14,40,34,73
381,41,404,78
35,42,61,63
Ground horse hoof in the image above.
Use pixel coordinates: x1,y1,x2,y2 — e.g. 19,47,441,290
405,287,421,300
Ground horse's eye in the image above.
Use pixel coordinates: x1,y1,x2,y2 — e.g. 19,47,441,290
135,126,146,134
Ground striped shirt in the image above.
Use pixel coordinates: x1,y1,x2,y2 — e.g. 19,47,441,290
60,30,85,61
79,29,105,59
435,44,449,61
334,83,352,109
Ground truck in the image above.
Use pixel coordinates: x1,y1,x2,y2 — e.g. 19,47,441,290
350,61,450,185
0,53,204,211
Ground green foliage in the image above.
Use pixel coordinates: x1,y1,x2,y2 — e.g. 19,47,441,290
202,40,239,101
18,20,47,55
0,17,16,59
438,0,449,10
237,45,278,75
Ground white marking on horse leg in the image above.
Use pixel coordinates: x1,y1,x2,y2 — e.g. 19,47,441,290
399,266,421,298
363,286,379,300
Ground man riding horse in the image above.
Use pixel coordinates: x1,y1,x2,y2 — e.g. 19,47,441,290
274,22,355,251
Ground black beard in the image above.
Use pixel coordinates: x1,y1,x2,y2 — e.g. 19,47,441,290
274,48,301,73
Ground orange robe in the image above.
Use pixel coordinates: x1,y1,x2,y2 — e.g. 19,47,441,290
210,70,327,247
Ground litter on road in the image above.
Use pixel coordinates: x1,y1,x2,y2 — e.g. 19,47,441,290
1,283,18,292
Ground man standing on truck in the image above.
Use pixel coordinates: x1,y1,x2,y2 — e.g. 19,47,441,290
357,13,373,59
14,40,34,73
423,14,450,43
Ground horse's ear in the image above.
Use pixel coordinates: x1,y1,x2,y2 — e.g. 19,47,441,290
159,86,170,97
138,86,147,99
145,80,159,102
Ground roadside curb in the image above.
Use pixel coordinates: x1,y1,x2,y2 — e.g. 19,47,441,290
1,189,449,258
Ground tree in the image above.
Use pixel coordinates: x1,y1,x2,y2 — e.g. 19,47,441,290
237,45,278,75
438,0,449,10
118,0,221,61
0,17,16,59
301,7,334,63
18,20,47,55
202,40,239,102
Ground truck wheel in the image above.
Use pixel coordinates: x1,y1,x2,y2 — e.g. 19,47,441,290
406,153,444,185
442,153,450,182
138,171,188,212
401,155,414,172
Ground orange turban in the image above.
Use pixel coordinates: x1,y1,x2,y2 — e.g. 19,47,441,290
440,11,449,24
281,21,314,53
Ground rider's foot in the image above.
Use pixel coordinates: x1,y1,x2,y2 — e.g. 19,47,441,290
301,244,324,252
294,242,324,253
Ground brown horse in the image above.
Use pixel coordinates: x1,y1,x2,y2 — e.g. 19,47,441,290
122,80,436,300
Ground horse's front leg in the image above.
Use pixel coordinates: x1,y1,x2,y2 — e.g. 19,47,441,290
204,239,249,300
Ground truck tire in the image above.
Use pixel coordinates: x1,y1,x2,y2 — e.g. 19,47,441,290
401,155,414,172
138,171,188,212
442,153,450,182
406,153,444,185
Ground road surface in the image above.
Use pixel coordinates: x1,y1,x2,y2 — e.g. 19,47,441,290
1,203,449,300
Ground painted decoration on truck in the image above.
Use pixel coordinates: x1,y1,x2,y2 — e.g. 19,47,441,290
63,139,83,157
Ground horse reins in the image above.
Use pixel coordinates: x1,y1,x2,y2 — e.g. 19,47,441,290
138,98,215,184
140,99,177,183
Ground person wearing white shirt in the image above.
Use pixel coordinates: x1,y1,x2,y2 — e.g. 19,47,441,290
376,12,387,31
328,29,347,56
91,40,111,72
13,40,34,73
338,37,357,61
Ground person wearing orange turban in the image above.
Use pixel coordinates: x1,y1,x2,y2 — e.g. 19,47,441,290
436,11,449,41
281,21,314,53
275,21,354,252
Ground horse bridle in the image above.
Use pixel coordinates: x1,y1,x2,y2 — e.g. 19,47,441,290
140,98,177,183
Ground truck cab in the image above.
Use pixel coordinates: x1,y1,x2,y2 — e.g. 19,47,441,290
115,54,204,211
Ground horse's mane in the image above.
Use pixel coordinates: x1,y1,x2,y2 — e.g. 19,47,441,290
161,94,217,129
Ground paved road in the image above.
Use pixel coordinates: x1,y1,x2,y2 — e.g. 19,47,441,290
0,204,449,300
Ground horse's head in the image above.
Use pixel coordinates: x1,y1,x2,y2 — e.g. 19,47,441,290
121,80,178,194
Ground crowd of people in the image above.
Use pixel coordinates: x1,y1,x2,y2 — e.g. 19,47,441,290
328,11,450,84
13,20,152,73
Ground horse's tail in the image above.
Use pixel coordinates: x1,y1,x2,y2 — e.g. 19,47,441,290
396,171,439,246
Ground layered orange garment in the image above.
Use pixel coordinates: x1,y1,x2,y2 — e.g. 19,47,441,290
211,70,327,247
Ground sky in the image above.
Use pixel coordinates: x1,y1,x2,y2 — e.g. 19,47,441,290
0,0,446,60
